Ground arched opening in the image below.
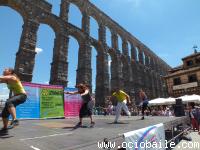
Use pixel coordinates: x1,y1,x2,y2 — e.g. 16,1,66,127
106,27,112,48
68,3,82,28
151,58,155,69
148,56,151,66
0,6,23,100
67,36,79,87
118,34,123,53
91,46,97,93
127,41,131,58
135,47,139,62
108,55,112,92
46,0,61,16
143,52,146,65
90,16,99,40
32,24,55,84
146,55,150,66
108,53,115,92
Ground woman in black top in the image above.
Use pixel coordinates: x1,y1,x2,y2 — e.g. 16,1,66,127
65,84,95,127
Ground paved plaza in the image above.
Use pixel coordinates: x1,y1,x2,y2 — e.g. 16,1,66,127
0,116,187,150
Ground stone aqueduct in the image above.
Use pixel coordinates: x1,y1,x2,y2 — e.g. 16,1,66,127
0,0,171,106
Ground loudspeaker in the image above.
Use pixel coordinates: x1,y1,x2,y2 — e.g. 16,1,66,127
176,98,183,105
174,98,185,117
174,105,185,117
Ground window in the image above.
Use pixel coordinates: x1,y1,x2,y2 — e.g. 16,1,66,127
173,77,181,85
186,60,193,66
195,57,200,64
188,74,197,83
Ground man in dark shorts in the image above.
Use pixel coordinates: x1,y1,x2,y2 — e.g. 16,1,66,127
139,89,151,120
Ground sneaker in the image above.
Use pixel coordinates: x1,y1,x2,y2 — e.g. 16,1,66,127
0,127,8,134
141,116,144,120
7,125,14,129
10,119,19,127
127,112,131,118
76,122,82,127
90,122,95,128
113,121,118,124
0,127,8,131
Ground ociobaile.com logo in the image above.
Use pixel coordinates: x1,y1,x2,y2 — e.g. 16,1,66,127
98,125,165,149
121,126,165,149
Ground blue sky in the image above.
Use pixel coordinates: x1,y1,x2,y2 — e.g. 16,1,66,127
0,0,200,99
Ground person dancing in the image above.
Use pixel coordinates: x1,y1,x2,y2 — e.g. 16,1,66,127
110,88,131,123
65,84,95,127
0,68,27,131
139,89,151,120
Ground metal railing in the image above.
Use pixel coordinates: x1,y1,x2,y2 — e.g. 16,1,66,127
167,127,191,144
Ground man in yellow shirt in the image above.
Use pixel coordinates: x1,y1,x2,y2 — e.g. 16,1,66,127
110,88,131,123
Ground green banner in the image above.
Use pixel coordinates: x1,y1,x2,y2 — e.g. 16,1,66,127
40,88,64,118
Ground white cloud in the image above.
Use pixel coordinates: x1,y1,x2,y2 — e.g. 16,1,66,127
35,47,43,54
44,81,49,84
0,84,9,95
0,94,8,98
0,93,8,100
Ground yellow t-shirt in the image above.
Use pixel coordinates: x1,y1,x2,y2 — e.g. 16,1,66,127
112,90,127,102
7,80,26,95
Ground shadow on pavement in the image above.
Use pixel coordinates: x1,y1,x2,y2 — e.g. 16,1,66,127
0,130,14,139
107,122,129,124
62,125,91,131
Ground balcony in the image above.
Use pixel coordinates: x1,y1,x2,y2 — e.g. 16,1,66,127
173,82,198,90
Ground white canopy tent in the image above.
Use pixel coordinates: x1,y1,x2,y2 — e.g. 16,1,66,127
148,98,167,106
149,95,200,106
178,94,200,104
165,97,176,105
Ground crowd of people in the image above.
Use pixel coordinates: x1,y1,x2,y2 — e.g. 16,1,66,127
93,103,174,117
94,97,200,134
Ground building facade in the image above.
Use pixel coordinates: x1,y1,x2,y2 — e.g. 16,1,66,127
165,51,200,97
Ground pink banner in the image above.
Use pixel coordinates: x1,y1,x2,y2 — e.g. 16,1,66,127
64,88,82,117
22,82,63,89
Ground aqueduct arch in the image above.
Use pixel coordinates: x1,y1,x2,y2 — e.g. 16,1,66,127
0,0,171,106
